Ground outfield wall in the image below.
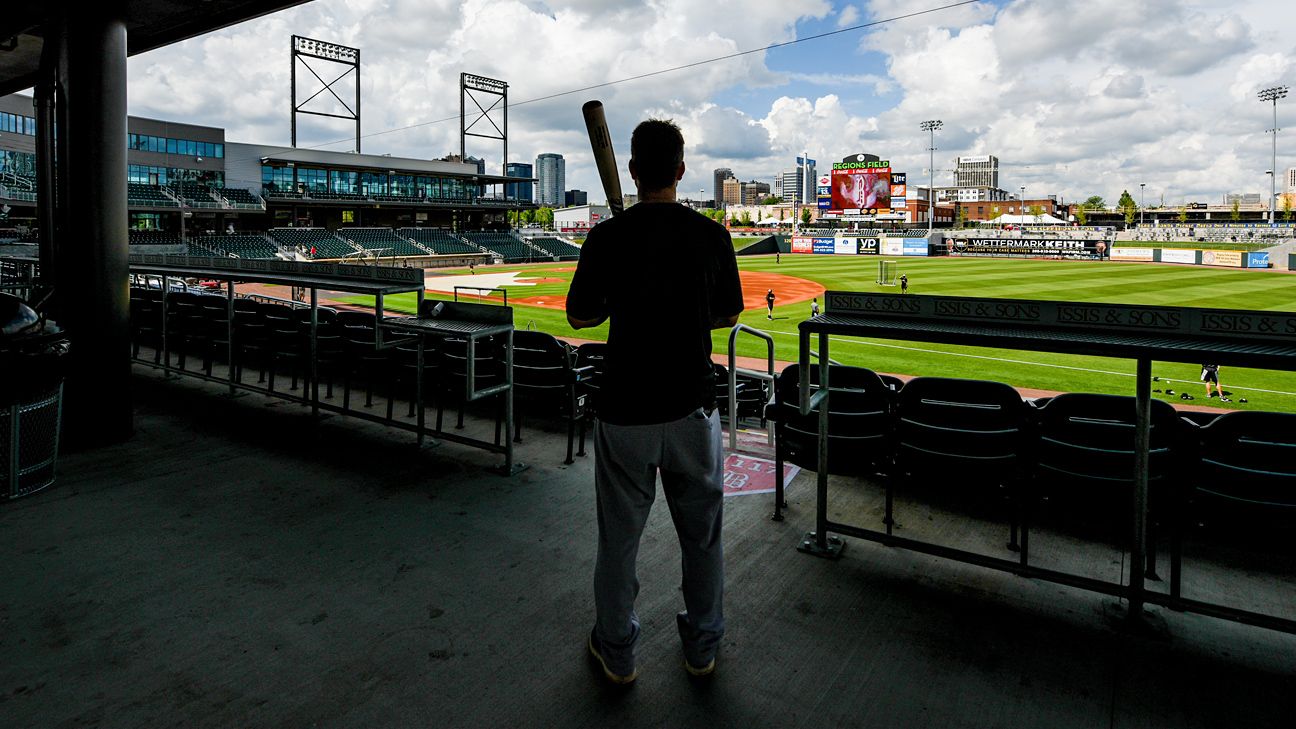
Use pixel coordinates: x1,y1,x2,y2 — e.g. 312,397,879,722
1113,247,1270,268
789,235,939,257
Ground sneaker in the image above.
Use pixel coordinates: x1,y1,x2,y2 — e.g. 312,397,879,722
1220,397,1231,403
676,612,717,677
684,656,716,677
587,631,636,685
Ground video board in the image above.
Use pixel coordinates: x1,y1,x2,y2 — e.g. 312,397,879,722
830,158,891,214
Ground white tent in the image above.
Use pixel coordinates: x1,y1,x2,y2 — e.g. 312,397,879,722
983,213,1068,226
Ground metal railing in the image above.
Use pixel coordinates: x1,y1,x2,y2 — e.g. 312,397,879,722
726,323,776,451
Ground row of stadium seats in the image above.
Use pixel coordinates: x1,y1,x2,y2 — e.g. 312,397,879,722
461,231,535,261
127,183,179,207
128,230,184,246
169,180,220,207
127,290,591,464
767,364,1296,586
339,228,431,257
215,186,263,207
193,234,281,259
267,227,357,259
398,228,482,255
527,236,581,260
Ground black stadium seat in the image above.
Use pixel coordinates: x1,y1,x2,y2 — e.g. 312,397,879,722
510,331,591,464
766,364,894,522
1029,392,1189,575
890,376,1031,553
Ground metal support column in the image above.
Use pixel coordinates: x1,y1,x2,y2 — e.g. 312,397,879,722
799,329,844,558
1129,357,1152,617
57,9,132,446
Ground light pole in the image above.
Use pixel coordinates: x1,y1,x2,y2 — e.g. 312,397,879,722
1259,85,1288,225
1019,185,1025,226
1140,182,1145,226
921,120,942,234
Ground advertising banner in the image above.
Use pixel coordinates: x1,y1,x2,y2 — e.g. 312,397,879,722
1201,249,1242,267
791,236,814,254
890,196,907,210
949,238,1110,259
812,237,836,254
818,198,831,209
1111,247,1155,262
1160,249,1197,264
882,239,904,256
833,238,856,255
902,238,930,256
891,172,907,185
1246,251,1270,268
856,237,880,255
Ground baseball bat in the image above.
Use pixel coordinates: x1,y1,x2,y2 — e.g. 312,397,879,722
582,100,624,216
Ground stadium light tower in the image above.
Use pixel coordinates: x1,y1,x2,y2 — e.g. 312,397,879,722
1259,85,1288,225
920,120,943,234
1140,183,1145,226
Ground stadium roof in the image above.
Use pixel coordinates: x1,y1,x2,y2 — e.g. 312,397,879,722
0,1,310,96
237,144,527,184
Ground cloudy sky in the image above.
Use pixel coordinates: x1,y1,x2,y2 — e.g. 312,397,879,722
125,0,1296,207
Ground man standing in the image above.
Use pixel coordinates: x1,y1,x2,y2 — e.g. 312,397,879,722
900,273,908,294
810,297,820,317
566,119,744,685
1202,364,1229,402
766,288,776,319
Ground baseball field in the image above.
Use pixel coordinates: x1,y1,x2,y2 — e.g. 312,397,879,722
338,254,1296,412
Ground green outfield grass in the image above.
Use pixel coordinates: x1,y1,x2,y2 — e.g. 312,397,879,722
338,256,1296,412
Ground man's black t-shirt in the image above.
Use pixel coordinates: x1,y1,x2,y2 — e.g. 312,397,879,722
566,202,744,425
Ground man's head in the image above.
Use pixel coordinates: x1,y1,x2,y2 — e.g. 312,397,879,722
629,119,685,193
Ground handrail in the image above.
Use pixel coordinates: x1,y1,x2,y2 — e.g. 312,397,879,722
726,323,776,451
454,285,508,307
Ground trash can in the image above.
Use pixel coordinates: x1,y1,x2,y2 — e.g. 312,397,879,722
1,292,69,500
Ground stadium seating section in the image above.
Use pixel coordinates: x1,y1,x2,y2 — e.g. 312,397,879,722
399,228,482,255
267,228,357,259
340,228,430,257
462,231,537,262
170,181,220,207
527,236,581,260
216,187,263,207
127,183,179,207
193,234,281,259
128,230,184,247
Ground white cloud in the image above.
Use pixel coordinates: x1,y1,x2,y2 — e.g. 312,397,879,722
121,0,1296,207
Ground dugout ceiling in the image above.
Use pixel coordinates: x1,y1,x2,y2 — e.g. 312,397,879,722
0,0,309,96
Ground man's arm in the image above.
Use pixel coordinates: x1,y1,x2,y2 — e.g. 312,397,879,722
568,312,608,330
710,313,739,330
565,230,609,330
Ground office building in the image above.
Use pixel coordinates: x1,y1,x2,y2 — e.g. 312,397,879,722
535,153,565,207
954,155,999,188
564,189,587,206
713,167,733,207
505,162,533,203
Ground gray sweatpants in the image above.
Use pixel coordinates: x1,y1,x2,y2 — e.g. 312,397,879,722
592,407,726,667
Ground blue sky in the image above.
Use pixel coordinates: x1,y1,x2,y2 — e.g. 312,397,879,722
125,0,1296,207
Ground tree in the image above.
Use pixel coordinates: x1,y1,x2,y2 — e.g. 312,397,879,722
1075,205,1088,226
800,207,812,226
761,195,781,205
1178,205,1188,224
1028,204,1044,224
1230,199,1241,221
535,207,554,229
739,211,753,226
1117,190,1137,226
1283,195,1293,222
955,205,968,229
1084,195,1106,210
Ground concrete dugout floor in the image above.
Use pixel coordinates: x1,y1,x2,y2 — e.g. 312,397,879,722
2,367,1295,728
